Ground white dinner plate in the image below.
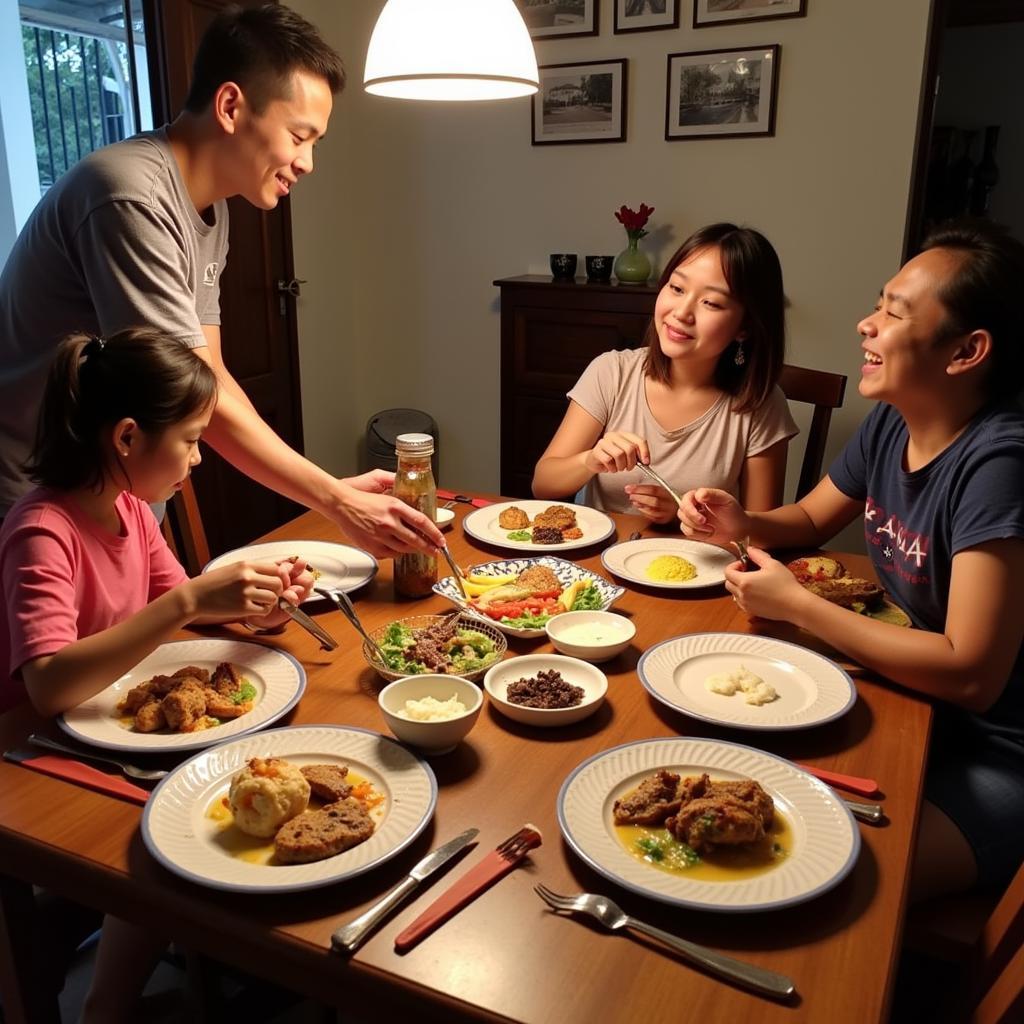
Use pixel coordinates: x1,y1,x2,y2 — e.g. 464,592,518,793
433,556,625,638
462,500,615,554
60,639,306,752
601,537,734,589
637,633,856,731
558,736,859,912
142,725,436,893
203,541,377,601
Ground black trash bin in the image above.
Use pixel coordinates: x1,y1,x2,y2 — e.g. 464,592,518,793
365,408,439,479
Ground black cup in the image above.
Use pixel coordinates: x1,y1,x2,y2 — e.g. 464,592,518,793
550,253,578,280
585,255,614,282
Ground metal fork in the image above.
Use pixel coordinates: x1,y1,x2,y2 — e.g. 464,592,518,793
26,734,167,781
534,884,795,1000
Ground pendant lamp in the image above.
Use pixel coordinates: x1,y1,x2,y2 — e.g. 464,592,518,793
364,0,539,101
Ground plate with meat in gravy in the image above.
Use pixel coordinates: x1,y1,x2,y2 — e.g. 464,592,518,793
60,639,305,752
557,737,859,912
143,725,436,893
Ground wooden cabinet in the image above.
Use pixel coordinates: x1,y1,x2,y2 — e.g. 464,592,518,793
495,275,658,497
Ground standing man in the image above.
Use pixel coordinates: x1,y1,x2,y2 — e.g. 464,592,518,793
0,3,441,557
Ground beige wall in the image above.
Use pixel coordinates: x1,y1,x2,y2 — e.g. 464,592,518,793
291,0,933,550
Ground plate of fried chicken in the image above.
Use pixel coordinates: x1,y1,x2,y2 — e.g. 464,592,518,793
558,737,859,912
59,639,306,752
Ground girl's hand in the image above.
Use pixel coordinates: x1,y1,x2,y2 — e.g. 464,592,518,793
342,469,394,494
185,561,284,620
724,547,808,621
584,431,650,475
248,558,317,628
678,487,749,545
624,483,678,524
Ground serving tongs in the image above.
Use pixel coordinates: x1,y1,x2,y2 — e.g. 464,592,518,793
314,586,387,663
438,544,468,600
278,598,339,651
635,461,684,508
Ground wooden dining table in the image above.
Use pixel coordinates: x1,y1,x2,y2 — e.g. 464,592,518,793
0,502,933,1024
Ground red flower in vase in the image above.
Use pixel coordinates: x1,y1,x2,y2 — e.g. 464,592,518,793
614,203,655,241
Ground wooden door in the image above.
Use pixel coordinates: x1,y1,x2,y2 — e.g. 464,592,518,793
143,0,305,557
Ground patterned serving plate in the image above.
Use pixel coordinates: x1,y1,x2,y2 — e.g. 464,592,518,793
558,737,859,912
433,556,625,638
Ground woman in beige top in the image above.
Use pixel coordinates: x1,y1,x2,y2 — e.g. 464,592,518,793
533,223,797,522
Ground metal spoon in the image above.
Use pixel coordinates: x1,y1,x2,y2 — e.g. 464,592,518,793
27,734,167,781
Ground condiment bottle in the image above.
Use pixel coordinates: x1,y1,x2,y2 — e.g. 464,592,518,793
393,432,438,598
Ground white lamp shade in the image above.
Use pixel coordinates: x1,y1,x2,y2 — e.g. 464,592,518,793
364,0,539,101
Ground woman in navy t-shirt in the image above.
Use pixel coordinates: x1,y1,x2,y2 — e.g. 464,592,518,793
678,219,1024,900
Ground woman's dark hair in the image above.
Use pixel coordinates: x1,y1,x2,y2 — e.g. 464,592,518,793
184,3,345,115
921,218,1024,401
24,328,217,492
644,222,786,412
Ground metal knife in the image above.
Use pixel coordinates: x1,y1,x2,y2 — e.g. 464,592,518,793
278,598,339,651
331,828,479,954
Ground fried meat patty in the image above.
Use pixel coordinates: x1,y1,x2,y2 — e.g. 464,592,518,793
613,770,683,825
515,565,562,594
805,576,883,609
300,764,353,803
533,505,577,530
273,797,374,864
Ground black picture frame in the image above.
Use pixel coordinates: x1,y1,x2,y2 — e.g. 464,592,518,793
532,60,628,145
613,0,680,34
515,0,600,40
693,0,806,28
665,45,780,141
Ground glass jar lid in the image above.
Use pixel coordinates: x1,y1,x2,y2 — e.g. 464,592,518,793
395,432,434,457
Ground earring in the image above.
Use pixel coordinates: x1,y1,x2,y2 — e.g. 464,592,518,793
734,341,746,366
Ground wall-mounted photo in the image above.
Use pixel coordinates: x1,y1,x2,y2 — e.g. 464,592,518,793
665,46,780,141
532,60,628,145
515,0,599,39
614,0,679,33
693,0,806,28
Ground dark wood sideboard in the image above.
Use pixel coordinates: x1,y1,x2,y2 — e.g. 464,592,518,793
495,275,657,498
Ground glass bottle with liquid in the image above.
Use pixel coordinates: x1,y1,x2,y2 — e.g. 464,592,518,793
393,432,437,598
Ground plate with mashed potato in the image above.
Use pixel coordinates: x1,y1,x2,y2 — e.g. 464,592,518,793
142,724,436,893
600,538,733,590
637,633,856,731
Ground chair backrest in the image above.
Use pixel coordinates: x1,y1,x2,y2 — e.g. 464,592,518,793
971,858,1024,1024
778,363,848,501
160,477,210,578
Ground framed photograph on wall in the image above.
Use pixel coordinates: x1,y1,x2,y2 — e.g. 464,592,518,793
532,60,628,145
614,0,679,34
515,0,599,39
665,46,780,141
693,0,806,28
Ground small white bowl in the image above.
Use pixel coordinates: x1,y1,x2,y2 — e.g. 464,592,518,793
483,654,607,727
545,611,636,663
378,674,483,754
435,507,455,529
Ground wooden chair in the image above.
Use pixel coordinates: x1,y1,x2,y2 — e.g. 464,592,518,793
905,857,1024,1023
778,363,848,500
160,477,210,577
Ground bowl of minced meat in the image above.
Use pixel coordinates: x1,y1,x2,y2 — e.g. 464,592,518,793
483,654,607,727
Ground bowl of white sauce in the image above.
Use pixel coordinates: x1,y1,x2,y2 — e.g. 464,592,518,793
545,611,636,663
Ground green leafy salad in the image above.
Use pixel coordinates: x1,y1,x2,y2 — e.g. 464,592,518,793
379,622,499,675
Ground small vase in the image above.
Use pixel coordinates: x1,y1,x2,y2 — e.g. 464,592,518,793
613,237,651,284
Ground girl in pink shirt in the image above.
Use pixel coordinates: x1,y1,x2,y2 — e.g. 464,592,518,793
0,327,314,1022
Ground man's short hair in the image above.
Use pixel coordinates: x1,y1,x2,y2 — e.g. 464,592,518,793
184,3,345,115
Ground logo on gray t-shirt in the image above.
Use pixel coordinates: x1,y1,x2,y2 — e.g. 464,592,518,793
203,262,219,286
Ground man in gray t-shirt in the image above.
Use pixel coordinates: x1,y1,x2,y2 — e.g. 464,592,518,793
0,4,440,558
